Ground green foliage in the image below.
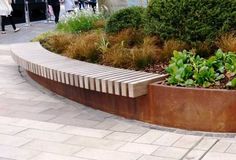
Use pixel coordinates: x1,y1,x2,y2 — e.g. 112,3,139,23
166,50,236,88
145,0,236,43
57,13,104,33
106,6,145,33
31,31,55,42
227,78,236,88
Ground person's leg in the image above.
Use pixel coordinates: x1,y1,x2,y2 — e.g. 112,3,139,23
79,1,82,10
92,2,96,13
1,16,6,32
81,2,85,9
52,4,60,23
8,15,16,30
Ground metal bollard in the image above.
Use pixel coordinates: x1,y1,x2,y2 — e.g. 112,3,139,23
24,0,31,26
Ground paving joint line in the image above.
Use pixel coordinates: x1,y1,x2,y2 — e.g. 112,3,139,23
199,139,220,160
180,136,204,160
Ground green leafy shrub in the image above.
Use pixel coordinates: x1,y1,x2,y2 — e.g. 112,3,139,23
57,13,104,33
145,0,236,43
166,50,236,88
106,6,145,33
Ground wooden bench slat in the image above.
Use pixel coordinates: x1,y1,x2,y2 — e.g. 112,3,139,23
11,42,165,98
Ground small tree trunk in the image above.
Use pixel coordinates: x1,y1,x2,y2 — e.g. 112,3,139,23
98,0,128,12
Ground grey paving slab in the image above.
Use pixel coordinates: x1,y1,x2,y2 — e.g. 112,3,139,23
135,130,165,144
58,125,112,138
0,134,31,147
74,148,142,160
30,152,88,160
172,135,202,149
183,149,205,160
202,152,236,160
104,131,141,142
0,124,26,135
0,22,54,44
0,145,39,160
210,141,231,152
152,146,188,159
153,133,182,146
139,155,175,160
16,129,73,142
117,142,159,155
21,139,84,156
65,135,125,150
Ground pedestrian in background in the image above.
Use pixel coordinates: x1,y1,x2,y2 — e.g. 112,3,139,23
90,0,96,13
79,0,85,10
0,0,20,34
48,0,63,23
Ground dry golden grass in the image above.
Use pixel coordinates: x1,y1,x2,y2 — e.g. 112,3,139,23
216,33,236,52
108,28,144,48
132,37,160,69
44,33,75,54
65,31,102,62
102,44,133,69
192,41,214,57
160,39,189,61
93,19,106,29
102,36,160,69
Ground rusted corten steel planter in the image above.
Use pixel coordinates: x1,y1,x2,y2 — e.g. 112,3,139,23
28,71,236,132
149,83,236,132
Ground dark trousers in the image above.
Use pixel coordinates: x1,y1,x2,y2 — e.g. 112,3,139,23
90,2,96,13
79,1,85,10
1,15,16,31
51,4,60,23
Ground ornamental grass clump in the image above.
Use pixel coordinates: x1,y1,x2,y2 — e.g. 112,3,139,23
160,40,189,61
44,33,75,53
102,44,133,68
216,33,236,52
132,37,159,69
108,28,145,48
65,31,102,62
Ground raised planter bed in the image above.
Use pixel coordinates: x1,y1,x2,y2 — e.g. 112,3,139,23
149,83,236,132
10,42,236,132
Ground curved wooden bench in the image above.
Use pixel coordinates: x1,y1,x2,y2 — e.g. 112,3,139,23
11,42,165,98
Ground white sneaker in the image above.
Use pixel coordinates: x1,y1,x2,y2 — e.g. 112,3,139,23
1,31,6,34
14,28,20,32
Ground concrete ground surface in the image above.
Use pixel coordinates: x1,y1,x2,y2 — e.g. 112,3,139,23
0,21,236,160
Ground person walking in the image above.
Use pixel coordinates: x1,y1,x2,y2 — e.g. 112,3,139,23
64,0,75,13
90,0,96,13
0,0,20,34
48,0,62,23
79,0,85,10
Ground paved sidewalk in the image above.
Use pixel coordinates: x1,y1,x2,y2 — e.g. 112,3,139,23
0,22,236,160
